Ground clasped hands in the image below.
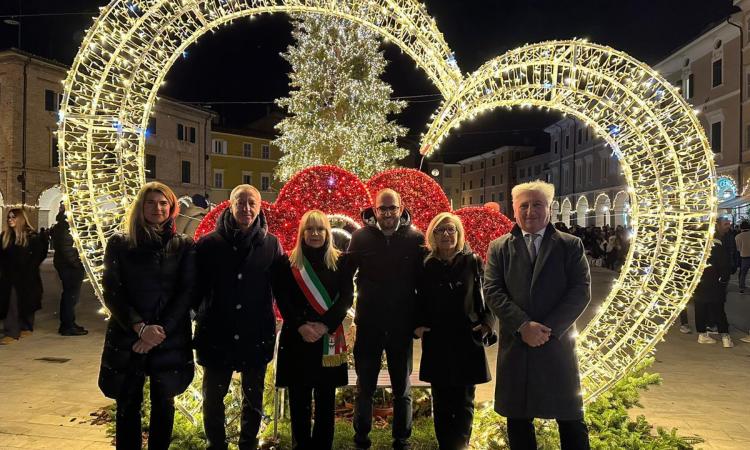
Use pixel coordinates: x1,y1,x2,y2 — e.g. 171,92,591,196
298,321,329,343
131,323,166,354
519,321,552,347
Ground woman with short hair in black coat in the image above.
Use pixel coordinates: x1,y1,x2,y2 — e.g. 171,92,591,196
272,209,353,450
414,212,496,450
98,181,196,450
0,207,48,344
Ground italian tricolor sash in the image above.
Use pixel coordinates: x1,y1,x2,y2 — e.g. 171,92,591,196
291,255,348,367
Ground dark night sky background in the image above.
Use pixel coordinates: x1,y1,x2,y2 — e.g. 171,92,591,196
0,0,737,163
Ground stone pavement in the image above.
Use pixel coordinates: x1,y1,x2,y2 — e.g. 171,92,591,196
1,261,748,449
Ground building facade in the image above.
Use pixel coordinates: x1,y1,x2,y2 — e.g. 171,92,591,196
0,49,216,229
457,145,535,218
426,162,462,209
209,127,282,202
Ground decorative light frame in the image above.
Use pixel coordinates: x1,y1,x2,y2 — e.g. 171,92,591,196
59,2,715,403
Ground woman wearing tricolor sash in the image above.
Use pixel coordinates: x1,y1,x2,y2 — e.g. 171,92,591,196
272,210,353,450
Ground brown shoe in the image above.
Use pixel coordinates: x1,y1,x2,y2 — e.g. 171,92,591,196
20,330,33,338
0,336,19,345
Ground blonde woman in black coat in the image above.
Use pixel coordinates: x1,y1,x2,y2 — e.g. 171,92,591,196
273,209,353,450
98,182,196,450
415,212,495,450
0,207,48,344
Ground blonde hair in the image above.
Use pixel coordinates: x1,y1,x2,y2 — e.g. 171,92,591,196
3,207,35,249
424,212,466,263
511,180,555,206
124,182,179,247
289,210,341,271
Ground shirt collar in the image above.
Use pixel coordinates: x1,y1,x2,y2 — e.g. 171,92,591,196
521,226,546,239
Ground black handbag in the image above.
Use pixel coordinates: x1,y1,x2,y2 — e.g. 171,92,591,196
469,253,498,347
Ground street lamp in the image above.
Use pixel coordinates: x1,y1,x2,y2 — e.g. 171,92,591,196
3,18,21,49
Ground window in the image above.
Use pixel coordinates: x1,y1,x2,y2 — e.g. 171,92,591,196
462,166,466,173
565,135,570,149
575,164,582,186
470,164,473,171
469,180,473,189
577,129,583,144
711,121,722,153
499,174,503,184
497,192,504,201
189,126,196,143
492,158,496,166
261,174,271,191
535,165,541,175
469,196,473,204
585,160,592,184
600,158,609,181
45,89,58,112
242,171,253,185
262,144,270,159
243,143,253,158
462,182,465,190
712,59,722,88
181,161,191,183
212,139,227,155
500,156,504,164
520,168,525,178
480,178,484,187
145,154,156,179
177,124,184,140
213,170,224,188
491,175,496,185
554,141,558,154
147,117,156,135
479,194,484,203
480,161,485,169
685,73,694,99
51,134,59,167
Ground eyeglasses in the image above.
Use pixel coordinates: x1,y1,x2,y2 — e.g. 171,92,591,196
304,227,326,235
433,227,457,235
376,205,399,215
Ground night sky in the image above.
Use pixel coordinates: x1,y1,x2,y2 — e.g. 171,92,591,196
0,0,736,163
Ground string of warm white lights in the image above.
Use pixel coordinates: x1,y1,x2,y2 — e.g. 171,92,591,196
273,13,409,181
59,1,715,406
420,40,716,401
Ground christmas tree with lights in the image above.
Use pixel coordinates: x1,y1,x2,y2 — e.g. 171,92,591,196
273,14,409,182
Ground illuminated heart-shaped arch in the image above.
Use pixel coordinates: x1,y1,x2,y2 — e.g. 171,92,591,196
420,40,717,401
59,1,716,403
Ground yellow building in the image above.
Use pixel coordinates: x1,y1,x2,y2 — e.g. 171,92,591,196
209,127,282,202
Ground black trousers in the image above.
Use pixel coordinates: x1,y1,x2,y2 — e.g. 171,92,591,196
353,328,413,449
202,365,267,450
288,385,336,450
2,288,34,339
115,372,175,450
507,417,590,450
56,265,84,330
431,385,476,450
695,301,729,333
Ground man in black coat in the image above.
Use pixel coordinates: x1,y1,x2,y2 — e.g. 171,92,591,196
50,202,88,336
484,181,591,450
347,189,425,450
193,185,284,450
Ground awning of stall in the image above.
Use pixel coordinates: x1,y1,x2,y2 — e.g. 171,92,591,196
718,195,750,209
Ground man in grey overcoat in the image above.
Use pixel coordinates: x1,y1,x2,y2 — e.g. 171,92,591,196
484,180,591,450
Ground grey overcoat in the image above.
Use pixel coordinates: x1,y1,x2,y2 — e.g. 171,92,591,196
484,222,591,420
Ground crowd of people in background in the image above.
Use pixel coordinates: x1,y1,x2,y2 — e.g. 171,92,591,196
5,177,750,449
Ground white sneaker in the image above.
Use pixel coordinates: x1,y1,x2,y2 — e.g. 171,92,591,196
722,334,734,348
739,334,750,344
698,333,717,344
679,325,691,334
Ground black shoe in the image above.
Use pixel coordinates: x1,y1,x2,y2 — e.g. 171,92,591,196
73,323,86,331
59,327,88,336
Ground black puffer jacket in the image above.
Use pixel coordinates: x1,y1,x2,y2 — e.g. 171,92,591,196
346,208,425,335
98,225,196,399
0,231,48,319
193,209,284,370
50,211,83,270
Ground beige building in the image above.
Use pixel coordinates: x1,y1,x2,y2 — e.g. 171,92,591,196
457,146,535,218
426,162,462,209
0,49,215,229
